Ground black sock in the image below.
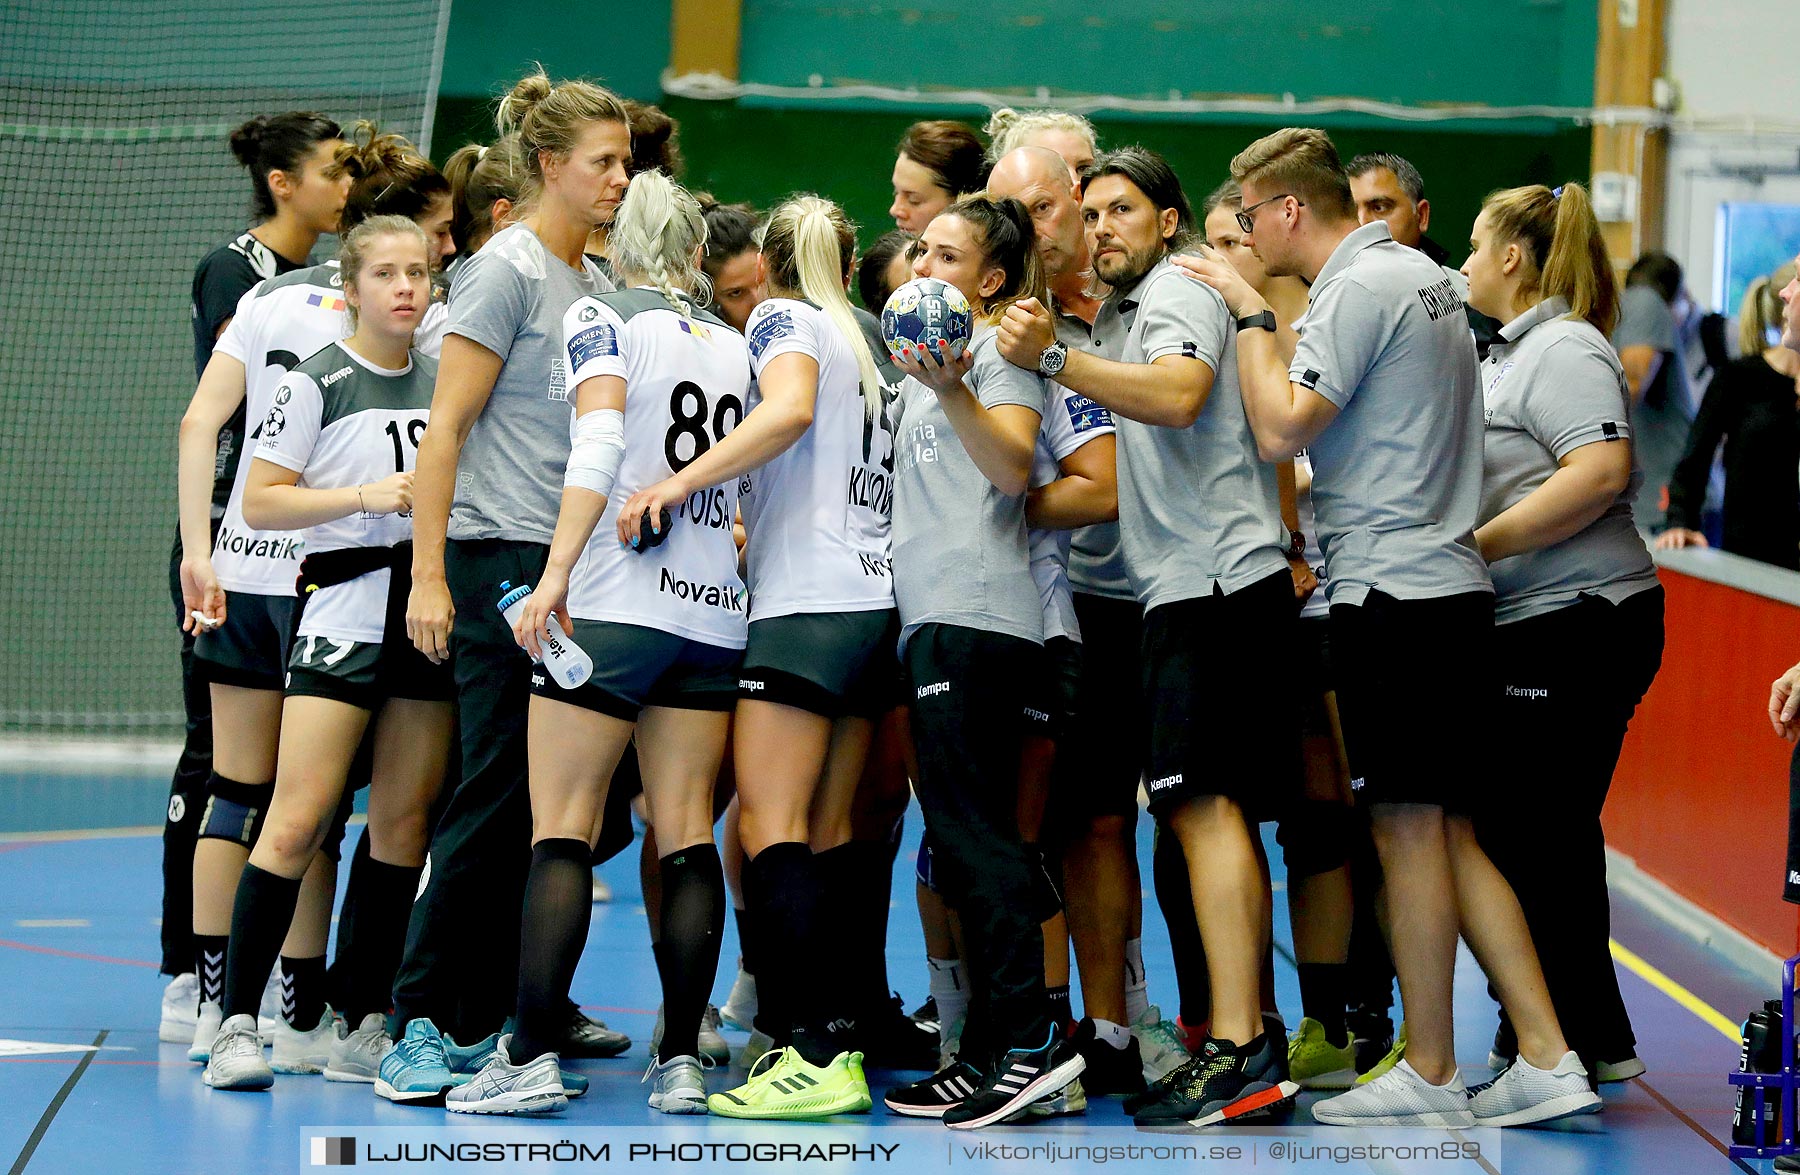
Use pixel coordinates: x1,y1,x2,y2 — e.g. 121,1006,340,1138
1047,984,1073,1036
280,954,326,1031
849,835,899,1014
344,854,423,1024
812,843,861,1011
1151,828,1209,1026
511,838,594,1066
744,842,815,1044
732,905,755,977
196,933,229,1006
222,864,302,1021
656,843,725,1063
1297,962,1350,1047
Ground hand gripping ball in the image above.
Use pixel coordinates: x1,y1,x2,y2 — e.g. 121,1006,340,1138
881,277,973,363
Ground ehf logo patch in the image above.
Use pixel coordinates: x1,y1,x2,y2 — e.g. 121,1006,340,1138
566,324,618,370
747,309,794,360
261,407,286,439
1064,394,1112,433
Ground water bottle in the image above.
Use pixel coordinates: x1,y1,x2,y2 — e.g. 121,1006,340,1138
496,580,593,689
1732,999,1785,1145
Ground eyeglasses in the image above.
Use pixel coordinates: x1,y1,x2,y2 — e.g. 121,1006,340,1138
1236,193,1304,234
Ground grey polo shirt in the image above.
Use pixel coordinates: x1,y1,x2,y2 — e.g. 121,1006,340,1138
1291,221,1490,605
891,325,1047,651
1479,296,1658,623
1091,256,1286,610
1052,308,1136,600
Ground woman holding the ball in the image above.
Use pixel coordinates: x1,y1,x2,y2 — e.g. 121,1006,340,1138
879,195,1086,1129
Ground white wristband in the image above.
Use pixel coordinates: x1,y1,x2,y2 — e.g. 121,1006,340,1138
565,408,626,499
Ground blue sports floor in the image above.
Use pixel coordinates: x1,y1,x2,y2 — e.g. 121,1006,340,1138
0,765,1780,1174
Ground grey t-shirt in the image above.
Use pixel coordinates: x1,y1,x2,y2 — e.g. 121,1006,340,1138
1291,221,1491,604
1612,284,1693,528
445,223,612,543
1053,308,1134,600
1480,297,1658,622
891,325,1047,650
1094,257,1286,610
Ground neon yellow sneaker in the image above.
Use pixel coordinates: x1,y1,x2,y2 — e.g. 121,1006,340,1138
706,1046,873,1120
1354,1022,1407,1086
1287,1017,1358,1089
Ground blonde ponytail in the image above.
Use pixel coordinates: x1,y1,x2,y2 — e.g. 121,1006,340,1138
762,195,884,426
608,169,710,316
1740,264,1797,354
1483,181,1618,335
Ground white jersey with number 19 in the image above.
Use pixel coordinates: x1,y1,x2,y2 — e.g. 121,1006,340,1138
560,288,751,650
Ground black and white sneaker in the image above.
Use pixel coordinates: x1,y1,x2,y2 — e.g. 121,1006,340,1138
943,1033,1086,1130
883,1060,985,1117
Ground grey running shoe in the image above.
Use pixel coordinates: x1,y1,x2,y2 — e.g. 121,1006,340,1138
324,1013,392,1083
445,1034,568,1116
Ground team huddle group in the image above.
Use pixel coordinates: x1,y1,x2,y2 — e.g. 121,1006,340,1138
158,67,1678,1132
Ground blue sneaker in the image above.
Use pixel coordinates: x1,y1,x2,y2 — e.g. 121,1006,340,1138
375,1018,456,1105
447,1031,587,1098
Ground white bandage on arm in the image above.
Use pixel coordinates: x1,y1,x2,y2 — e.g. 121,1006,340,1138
564,408,626,499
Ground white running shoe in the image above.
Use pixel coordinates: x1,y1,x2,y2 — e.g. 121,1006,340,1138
258,967,284,1034
270,1008,343,1074
741,1027,775,1069
1311,1059,1474,1128
1469,1051,1601,1127
160,973,200,1043
644,1054,708,1115
324,1013,393,1083
203,1014,273,1091
720,962,757,1032
1595,1056,1645,1083
189,1000,224,1063
651,1003,731,1064
445,1034,567,1116
1131,1005,1192,1085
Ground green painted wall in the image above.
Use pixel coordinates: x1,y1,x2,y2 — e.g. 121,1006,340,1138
437,0,670,101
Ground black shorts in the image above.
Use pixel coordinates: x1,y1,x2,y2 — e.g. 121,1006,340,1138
1298,615,1336,741
1141,570,1300,821
1330,588,1494,811
1022,636,1081,739
533,619,742,721
194,592,296,691
285,629,455,711
1049,593,1146,820
738,609,901,718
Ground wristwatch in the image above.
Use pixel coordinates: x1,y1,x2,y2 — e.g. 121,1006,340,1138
1037,340,1068,378
1286,529,1306,560
1237,309,1278,333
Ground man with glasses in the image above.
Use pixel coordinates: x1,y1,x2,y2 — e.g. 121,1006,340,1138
999,146,1301,1129
1175,127,1599,1129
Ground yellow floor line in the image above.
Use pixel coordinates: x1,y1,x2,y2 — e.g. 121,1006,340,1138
1610,938,1743,1044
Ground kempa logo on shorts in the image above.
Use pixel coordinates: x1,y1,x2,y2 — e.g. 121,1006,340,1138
916,681,951,699
1147,773,1182,792
1023,706,1050,724
739,678,766,692
531,672,546,689
1789,870,1800,887
1505,685,1549,701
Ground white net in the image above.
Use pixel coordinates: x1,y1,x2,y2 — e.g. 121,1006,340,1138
0,0,451,731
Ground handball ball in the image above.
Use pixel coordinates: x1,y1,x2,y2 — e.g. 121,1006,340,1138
881,277,973,363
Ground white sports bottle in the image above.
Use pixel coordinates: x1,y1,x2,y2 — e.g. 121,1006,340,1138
496,580,593,688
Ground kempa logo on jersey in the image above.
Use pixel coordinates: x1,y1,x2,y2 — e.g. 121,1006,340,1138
319,365,356,388
916,681,951,700
656,568,744,612
215,524,303,561
1505,685,1549,701
1147,773,1182,792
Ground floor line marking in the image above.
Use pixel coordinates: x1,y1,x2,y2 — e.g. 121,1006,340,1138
0,827,159,845
13,921,88,929
0,939,157,970
1610,938,1742,1043
6,1028,105,1175
1638,1076,1759,1175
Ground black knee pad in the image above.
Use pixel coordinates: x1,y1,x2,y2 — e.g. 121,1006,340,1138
1277,799,1355,880
197,773,271,849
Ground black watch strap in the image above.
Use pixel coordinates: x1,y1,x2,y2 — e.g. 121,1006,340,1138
1236,309,1278,333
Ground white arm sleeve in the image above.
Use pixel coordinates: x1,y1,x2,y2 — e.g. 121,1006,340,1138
565,408,626,499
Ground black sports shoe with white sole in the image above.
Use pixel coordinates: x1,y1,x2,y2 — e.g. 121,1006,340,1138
943,1034,1086,1130
882,1060,984,1117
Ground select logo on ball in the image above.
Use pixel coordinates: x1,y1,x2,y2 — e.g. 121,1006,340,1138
881,277,973,363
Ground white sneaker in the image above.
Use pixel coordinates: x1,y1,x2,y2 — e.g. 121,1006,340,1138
258,967,283,1034
203,1014,273,1091
591,876,613,903
644,1053,708,1114
1312,1059,1474,1128
445,1034,567,1115
720,961,756,1031
1469,1051,1601,1127
741,1027,775,1069
324,1013,393,1083
189,1000,224,1063
270,1007,343,1074
651,1003,732,1064
1131,1005,1192,1085
160,973,200,1043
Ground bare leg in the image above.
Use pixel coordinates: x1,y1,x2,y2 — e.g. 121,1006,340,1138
1369,803,1458,1085
1167,794,1267,1046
